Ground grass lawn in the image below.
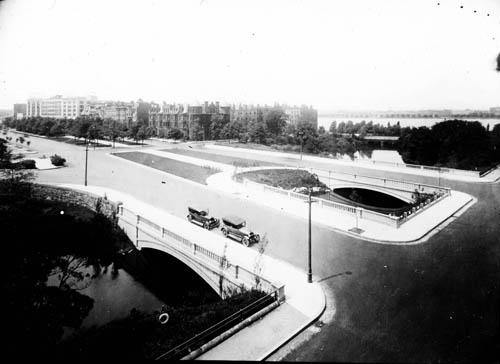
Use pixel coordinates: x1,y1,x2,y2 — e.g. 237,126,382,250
165,148,281,167
50,137,111,148
114,151,220,184
234,168,328,190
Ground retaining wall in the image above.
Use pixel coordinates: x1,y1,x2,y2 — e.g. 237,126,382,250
30,183,120,219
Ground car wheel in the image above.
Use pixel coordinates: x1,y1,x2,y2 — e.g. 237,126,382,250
242,237,250,247
187,215,192,222
204,222,210,229
222,228,228,237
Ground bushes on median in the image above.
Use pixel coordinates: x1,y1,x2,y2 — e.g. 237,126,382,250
50,154,66,166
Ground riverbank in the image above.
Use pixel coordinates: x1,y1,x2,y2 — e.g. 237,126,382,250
0,181,271,360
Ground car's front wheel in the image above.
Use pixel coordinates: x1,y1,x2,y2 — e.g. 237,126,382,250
242,237,250,247
222,228,228,237
203,221,210,229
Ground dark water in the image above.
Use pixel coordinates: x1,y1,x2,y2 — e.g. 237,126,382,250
56,248,220,339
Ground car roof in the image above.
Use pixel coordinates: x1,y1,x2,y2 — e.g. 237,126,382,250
222,215,245,225
188,206,208,213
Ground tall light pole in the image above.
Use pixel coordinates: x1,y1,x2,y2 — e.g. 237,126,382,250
84,141,89,186
84,125,96,186
308,189,312,283
298,130,304,161
304,187,318,283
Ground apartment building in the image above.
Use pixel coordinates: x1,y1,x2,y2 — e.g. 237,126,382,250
26,95,97,119
13,103,27,119
149,101,230,139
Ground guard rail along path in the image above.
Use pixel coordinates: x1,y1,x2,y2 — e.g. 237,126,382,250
306,166,451,196
118,205,285,299
240,177,450,229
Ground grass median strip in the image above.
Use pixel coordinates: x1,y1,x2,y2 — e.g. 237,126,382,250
164,148,281,167
113,151,220,184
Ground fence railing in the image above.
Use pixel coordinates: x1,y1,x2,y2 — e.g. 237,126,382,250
156,290,280,361
119,206,282,296
308,167,450,196
241,177,449,228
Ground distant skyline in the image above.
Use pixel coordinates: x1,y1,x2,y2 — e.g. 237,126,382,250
0,0,499,111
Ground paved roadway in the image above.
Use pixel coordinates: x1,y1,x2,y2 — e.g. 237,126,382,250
12,133,500,363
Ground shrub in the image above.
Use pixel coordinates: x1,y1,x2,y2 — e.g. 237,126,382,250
14,159,37,169
50,154,66,166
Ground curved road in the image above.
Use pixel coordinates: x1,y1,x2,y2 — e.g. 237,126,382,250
13,133,500,363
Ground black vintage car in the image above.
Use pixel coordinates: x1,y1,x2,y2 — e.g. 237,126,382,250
187,206,220,230
220,215,260,247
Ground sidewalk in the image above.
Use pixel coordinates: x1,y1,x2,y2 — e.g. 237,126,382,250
53,183,326,361
206,171,475,244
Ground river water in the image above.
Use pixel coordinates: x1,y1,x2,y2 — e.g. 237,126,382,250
317,116,500,130
50,248,220,339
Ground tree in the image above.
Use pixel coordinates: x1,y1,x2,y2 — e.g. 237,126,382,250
248,121,267,144
0,137,12,168
167,128,184,140
264,108,287,136
210,114,229,140
127,123,141,144
189,123,204,141
318,126,326,135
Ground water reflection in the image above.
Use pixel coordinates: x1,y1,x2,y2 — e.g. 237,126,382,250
49,248,220,340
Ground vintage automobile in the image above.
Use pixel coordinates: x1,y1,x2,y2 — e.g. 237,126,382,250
187,206,220,230
220,215,260,247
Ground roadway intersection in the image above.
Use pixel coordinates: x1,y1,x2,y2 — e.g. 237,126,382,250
11,132,500,363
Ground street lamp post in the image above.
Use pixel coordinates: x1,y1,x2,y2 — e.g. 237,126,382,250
84,141,89,186
304,187,318,283
84,125,96,186
298,130,304,161
308,189,313,283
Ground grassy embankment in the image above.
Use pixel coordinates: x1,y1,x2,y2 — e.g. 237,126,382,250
234,168,328,190
114,151,220,184
165,148,281,167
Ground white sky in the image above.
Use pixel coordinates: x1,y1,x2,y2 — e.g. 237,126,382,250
0,0,499,111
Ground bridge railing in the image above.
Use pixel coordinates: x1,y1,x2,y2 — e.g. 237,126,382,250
242,178,400,227
119,206,283,297
240,177,451,229
307,167,450,196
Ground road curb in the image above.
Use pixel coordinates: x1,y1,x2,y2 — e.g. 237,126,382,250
181,300,282,360
259,286,327,361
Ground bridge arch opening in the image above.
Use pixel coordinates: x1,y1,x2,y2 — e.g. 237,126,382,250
325,187,416,216
127,247,221,305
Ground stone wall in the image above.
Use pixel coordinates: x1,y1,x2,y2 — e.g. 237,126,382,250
30,184,120,220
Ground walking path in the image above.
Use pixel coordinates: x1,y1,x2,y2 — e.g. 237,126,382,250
205,144,500,183
51,183,326,361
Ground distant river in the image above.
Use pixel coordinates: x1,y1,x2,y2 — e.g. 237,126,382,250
318,116,500,130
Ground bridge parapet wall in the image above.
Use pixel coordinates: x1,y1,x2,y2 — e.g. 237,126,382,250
117,206,284,300
307,167,450,196
241,177,449,228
